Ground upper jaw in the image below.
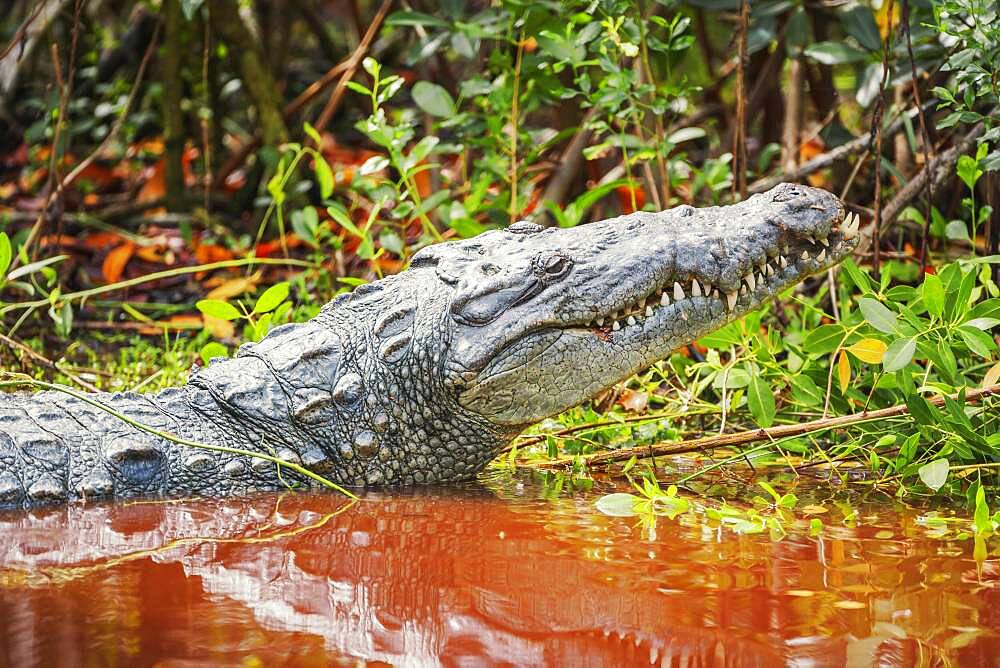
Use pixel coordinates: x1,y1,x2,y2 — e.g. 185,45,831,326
573,210,860,333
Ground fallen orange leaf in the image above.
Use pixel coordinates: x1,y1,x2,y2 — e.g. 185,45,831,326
102,242,136,283
206,273,261,300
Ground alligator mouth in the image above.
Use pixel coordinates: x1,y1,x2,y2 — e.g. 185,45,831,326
576,211,860,333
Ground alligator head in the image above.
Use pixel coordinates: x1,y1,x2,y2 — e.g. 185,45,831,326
415,182,859,428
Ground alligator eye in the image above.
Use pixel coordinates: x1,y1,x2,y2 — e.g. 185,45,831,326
543,255,570,276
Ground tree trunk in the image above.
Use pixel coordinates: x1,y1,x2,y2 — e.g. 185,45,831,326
162,0,186,211
210,0,288,148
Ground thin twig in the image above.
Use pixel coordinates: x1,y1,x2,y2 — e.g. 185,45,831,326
732,0,749,200
312,0,393,135
870,0,896,280
901,1,936,270
524,384,1000,469
748,101,936,194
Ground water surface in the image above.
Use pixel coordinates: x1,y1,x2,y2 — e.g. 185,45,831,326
0,471,997,666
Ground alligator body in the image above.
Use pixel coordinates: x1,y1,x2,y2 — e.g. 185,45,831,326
0,184,859,508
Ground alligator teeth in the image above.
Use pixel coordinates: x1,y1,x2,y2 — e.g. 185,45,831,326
711,288,719,298
843,212,860,239
800,250,809,261
612,320,621,331
660,292,670,306
817,249,827,263
691,279,702,297
726,291,738,311
674,282,685,300
645,305,654,317
819,236,830,247
596,317,605,326
745,273,756,292
638,297,646,309
779,255,788,269
626,315,637,326
740,285,748,296
765,263,774,276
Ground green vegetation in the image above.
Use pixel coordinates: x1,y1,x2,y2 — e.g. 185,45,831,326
0,0,998,520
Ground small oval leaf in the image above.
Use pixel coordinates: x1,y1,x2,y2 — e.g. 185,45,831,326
196,299,242,321
918,458,949,491
595,493,640,517
882,337,916,372
253,282,290,314
847,338,887,364
859,298,898,334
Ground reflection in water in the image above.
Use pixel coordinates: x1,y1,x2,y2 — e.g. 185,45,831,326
0,472,998,666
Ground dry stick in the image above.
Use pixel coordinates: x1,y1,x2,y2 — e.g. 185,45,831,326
0,333,99,392
902,0,935,271
870,0,896,281
0,1,47,62
748,101,935,194
869,120,988,251
732,0,750,200
311,0,393,136
508,35,526,223
525,384,1000,470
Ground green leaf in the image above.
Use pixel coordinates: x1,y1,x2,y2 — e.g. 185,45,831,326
595,493,640,517
314,155,335,199
412,81,456,117
196,299,242,321
303,122,322,145
883,337,916,372
957,154,984,190
253,282,290,314
964,317,1000,330
0,232,10,279
327,204,363,237
922,273,945,319
803,41,867,65
7,254,67,280
859,297,898,333
918,458,949,491
803,323,846,355
747,375,776,427
199,341,229,365
359,155,389,175
907,395,939,426
841,258,875,293
407,136,440,165
842,6,881,51
362,56,379,78
180,0,204,20
958,325,996,357
974,486,992,534
385,10,449,28
790,374,823,406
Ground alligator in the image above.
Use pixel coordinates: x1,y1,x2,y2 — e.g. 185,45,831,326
0,183,859,508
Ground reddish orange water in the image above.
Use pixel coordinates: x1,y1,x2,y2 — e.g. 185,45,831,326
0,473,998,667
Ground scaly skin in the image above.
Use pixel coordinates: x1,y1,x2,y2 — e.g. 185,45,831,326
0,183,860,508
